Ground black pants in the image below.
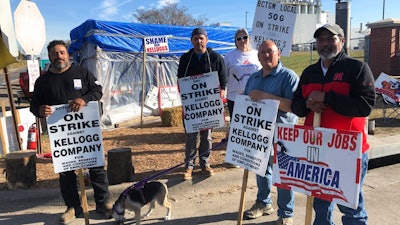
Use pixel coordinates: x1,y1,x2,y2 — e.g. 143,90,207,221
59,166,110,208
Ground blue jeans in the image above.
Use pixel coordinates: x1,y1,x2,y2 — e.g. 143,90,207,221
184,129,212,169
256,155,295,218
313,153,369,225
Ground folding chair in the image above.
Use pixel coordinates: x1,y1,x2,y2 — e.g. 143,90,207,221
380,94,400,123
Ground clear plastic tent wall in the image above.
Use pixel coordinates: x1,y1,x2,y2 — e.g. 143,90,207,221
69,20,239,128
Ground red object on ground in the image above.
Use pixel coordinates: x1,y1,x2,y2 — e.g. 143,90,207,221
27,123,37,150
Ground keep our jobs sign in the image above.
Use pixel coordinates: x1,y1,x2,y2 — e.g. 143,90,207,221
46,101,105,173
251,1,297,56
273,123,363,209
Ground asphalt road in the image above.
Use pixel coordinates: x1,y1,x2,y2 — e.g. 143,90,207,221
0,161,399,225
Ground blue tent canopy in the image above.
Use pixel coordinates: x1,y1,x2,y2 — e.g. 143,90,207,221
67,19,251,126
69,19,244,55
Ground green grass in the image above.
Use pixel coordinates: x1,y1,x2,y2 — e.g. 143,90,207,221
280,50,365,76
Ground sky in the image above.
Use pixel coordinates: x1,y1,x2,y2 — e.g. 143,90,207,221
7,0,399,57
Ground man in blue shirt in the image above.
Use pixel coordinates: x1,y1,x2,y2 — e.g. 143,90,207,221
243,40,298,225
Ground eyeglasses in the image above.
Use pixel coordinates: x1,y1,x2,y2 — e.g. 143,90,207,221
259,50,276,55
236,36,248,41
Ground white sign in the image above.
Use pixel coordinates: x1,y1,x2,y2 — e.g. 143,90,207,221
14,0,46,55
46,102,105,173
0,108,36,155
0,0,18,56
178,71,225,133
158,86,181,110
251,1,297,56
144,36,169,53
27,59,40,92
225,95,278,175
273,123,362,209
374,72,400,104
145,85,159,110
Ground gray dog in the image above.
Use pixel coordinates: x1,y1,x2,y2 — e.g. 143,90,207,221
112,181,172,225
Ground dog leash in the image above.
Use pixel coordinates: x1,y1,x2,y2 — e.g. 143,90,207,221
119,138,228,201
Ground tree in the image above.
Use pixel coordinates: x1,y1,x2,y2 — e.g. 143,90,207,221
133,3,208,26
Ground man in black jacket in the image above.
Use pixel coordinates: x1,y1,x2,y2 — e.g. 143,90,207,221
177,27,227,180
291,24,375,225
30,40,112,224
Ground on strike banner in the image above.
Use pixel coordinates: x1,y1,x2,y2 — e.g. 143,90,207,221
46,101,105,173
273,123,362,209
225,95,278,176
251,1,297,56
178,71,225,133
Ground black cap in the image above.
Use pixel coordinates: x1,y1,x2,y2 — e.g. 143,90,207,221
313,24,344,38
191,27,207,38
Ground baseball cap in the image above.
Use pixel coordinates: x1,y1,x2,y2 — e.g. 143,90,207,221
191,27,207,38
313,24,344,38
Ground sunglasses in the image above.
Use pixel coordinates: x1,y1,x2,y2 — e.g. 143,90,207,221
236,35,248,41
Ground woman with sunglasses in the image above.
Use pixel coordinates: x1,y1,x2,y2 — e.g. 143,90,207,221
224,28,261,121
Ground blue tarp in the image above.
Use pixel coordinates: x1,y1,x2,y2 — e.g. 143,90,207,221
69,19,242,55
67,19,248,127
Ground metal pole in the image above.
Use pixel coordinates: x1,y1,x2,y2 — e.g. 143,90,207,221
141,39,147,126
382,0,385,19
245,11,249,29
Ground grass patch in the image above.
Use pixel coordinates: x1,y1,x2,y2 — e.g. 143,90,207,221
280,50,365,76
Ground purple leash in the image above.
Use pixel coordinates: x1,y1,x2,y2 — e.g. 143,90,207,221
120,138,228,198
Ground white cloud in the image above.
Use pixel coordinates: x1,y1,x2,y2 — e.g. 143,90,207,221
97,0,134,20
156,0,179,9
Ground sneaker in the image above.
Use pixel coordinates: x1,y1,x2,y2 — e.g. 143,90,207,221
244,202,274,219
59,207,76,224
276,217,293,225
96,201,113,218
226,163,240,168
202,166,215,176
183,168,193,180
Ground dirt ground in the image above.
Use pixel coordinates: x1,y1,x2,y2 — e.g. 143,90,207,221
0,116,232,190
1,96,400,191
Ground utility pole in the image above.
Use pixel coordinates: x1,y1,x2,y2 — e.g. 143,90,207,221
382,0,385,19
245,11,249,29
335,0,351,55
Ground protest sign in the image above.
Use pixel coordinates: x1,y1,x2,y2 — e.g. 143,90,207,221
178,71,225,133
273,123,362,209
158,86,182,110
145,85,159,110
251,1,297,56
374,72,400,103
27,59,40,92
46,101,105,173
144,36,169,53
225,95,278,176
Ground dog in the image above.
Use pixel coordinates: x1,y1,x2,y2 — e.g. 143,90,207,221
112,181,172,225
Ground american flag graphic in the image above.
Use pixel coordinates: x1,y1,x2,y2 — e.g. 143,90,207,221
277,151,348,203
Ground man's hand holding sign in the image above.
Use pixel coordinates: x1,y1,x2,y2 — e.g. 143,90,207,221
178,71,225,133
46,101,105,173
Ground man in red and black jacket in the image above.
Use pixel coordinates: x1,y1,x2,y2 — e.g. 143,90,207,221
291,24,375,225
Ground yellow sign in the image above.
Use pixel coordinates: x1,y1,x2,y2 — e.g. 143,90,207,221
0,35,17,68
